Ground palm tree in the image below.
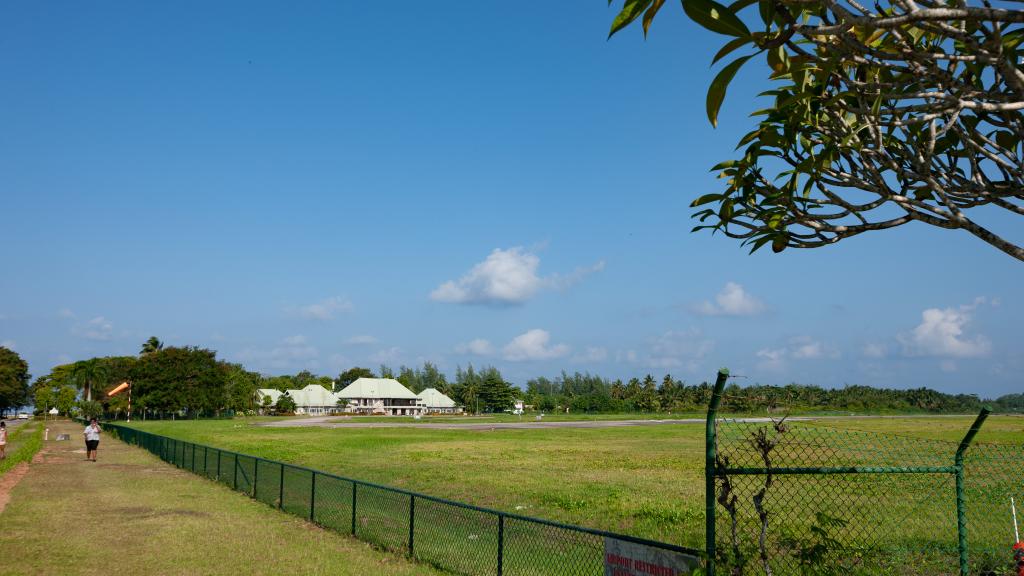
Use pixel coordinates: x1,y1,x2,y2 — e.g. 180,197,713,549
140,336,163,356
71,359,107,402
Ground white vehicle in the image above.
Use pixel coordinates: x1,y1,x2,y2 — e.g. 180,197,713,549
17,412,29,420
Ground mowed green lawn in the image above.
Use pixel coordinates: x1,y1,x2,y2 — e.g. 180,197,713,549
126,414,1022,552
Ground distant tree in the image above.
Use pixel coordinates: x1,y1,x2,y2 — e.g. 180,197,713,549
34,384,55,417
378,364,395,379
275,392,297,414
263,375,295,392
78,400,103,420
478,372,516,413
222,363,262,412
131,347,227,415
293,370,318,388
336,367,374,391
0,346,30,416
71,358,108,402
56,385,78,416
261,395,273,413
140,336,164,356
420,362,450,395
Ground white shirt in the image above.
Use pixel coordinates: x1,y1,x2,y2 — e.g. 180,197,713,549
84,425,100,442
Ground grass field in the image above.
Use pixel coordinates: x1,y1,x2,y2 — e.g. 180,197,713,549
0,420,440,576
126,413,1023,556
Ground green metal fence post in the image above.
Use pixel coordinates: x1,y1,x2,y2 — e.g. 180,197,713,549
409,494,416,557
217,449,221,481
191,443,195,472
233,454,238,491
351,482,358,535
497,513,505,576
955,407,990,576
309,471,317,523
279,464,286,510
253,459,259,499
705,368,729,576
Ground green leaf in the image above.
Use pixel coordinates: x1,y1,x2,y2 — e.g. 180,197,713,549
712,37,752,64
642,0,666,37
682,0,751,38
609,0,654,38
706,55,753,128
757,0,776,26
691,193,724,206
995,131,1018,151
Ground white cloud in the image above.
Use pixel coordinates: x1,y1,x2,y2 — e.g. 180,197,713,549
900,300,991,358
862,342,887,359
294,297,352,320
756,337,838,371
792,340,826,360
503,329,570,361
455,338,494,356
237,335,319,370
756,348,787,371
430,247,603,306
572,347,608,364
57,308,76,319
940,360,958,373
696,282,765,316
643,330,715,370
345,335,378,345
73,316,114,341
369,347,402,363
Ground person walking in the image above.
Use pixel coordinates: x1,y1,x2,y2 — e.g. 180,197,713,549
83,418,101,462
0,421,7,460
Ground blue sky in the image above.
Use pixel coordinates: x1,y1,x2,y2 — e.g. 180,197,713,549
0,1,1020,398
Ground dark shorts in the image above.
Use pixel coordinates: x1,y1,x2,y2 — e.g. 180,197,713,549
86,439,99,451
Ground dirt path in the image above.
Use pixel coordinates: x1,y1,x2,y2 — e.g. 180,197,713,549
0,462,30,513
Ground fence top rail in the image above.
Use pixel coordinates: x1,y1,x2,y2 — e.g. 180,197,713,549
100,421,703,557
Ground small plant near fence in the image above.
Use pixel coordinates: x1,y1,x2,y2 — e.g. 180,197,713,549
706,369,1024,576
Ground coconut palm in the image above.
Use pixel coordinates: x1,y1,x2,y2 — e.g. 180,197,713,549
140,336,163,356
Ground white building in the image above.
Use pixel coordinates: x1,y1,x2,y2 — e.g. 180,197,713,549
416,388,462,414
256,384,338,415
335,378,424,416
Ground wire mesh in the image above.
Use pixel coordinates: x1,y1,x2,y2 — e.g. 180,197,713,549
964,443,1024,574
355,483,411,554
412,498,499,575
311,474,354,533
712,419,1022,575
281,465,313,518
254,459,282,508
503,516,604,576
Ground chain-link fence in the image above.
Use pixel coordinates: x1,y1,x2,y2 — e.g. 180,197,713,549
705,369,1023,576
101,422,703,575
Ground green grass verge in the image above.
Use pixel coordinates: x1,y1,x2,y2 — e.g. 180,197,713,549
0,420,43,475
0,420,441,576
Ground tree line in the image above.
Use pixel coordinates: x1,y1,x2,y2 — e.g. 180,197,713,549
524,372,1023,415
4,341,1020,418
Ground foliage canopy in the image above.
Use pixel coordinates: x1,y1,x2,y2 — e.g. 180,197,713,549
609,0,1024,260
